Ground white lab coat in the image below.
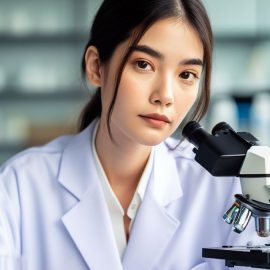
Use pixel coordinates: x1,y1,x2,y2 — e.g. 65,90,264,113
0,119,264,270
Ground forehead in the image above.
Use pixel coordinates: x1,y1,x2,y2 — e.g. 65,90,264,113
137,18,204,61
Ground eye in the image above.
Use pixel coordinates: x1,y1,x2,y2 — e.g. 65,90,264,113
180,71,196,80
135,60,153,71
179,71,199,83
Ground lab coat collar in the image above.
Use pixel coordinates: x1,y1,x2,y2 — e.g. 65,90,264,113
58,121,96,200
58,120,183,204
151,142,183,206
122,142,183,269
58,120,183,269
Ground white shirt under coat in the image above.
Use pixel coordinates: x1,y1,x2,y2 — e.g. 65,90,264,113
91,121,153,258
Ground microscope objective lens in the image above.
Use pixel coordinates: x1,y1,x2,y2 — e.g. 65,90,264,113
233,206,251,233
223,202,240,224
255,217,270,237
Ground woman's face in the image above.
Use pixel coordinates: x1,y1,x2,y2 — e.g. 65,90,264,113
99,18,204,146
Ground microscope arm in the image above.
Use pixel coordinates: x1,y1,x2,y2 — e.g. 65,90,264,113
239,145,270,204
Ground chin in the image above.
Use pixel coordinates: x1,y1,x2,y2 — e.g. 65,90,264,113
132,127,175,146
136,135,168,146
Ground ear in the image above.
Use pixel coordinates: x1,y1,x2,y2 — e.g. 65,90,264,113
85,46,102,87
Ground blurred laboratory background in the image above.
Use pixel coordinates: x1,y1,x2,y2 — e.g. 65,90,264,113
1,0,270,164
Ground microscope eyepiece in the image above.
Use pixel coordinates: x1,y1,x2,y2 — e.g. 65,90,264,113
182,121,210,148
211,122,234,136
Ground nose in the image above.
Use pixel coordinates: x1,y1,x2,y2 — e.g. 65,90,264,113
149,74,174,107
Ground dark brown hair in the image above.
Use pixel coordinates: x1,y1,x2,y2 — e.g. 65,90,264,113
78,0,213,139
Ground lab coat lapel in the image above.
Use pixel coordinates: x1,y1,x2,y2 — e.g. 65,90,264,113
61,187,122,270
122,143,183,269
58,121,122,270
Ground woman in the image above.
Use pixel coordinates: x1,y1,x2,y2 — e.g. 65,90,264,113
0,0,261,269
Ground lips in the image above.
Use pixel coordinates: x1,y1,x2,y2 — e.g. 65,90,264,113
140,113,171,123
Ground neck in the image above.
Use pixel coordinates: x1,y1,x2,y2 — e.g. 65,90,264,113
95,119,151,188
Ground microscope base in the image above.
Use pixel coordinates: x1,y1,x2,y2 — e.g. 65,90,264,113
202,246,270,268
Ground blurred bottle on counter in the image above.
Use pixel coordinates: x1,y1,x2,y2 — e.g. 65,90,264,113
0,67,6,92
0,114,30,146
251,93,270,145
207,96,238,131
232,95,253,131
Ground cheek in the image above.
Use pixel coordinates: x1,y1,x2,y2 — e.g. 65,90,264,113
174,90,199,118
117,71,148,105
187,91,199,107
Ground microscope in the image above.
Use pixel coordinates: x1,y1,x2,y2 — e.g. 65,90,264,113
182,121,270,269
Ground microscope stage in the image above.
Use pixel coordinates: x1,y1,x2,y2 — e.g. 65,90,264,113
202,245,270,268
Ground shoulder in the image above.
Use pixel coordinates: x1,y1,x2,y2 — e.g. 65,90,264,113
156,136,209,180
161,136,238,185
161,137,204,176
0,134,74,178
161,136,196,161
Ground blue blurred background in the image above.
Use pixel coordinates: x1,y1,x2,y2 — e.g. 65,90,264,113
1,0,270,164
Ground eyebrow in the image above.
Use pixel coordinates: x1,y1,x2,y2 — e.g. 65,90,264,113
130,45,164,60
130,45,203,66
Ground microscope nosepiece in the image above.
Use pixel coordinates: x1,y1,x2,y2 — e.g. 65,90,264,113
255,217,270,237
